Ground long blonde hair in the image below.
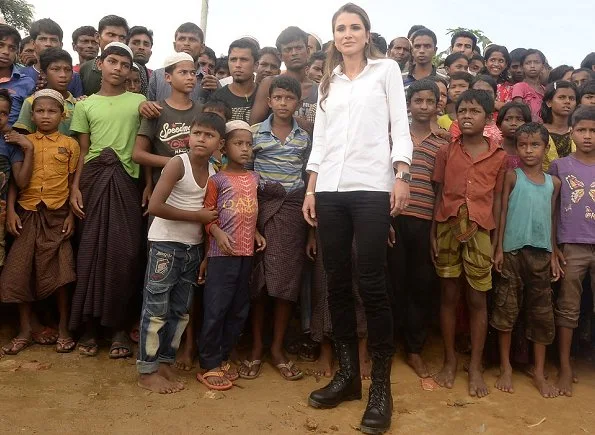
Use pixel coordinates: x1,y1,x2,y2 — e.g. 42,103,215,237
319,3,383,111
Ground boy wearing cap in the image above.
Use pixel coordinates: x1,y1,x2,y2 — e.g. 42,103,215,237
69,42,146,359
0,89,79,355
197,120,264,390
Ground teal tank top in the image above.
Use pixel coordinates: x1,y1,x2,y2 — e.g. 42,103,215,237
503,168,553,252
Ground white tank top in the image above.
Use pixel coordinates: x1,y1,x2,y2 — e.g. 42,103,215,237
148,153,215,245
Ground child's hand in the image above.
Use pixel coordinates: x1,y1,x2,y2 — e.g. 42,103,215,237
302,195,317,227
196,207,218,224
4,131,33,151
141,184,152,217
6,209,22,237
197,258,207,285
387,224,396,248
75,95,88,102
430,233,438,267
139,101,163,119
554,247,566,278
493,248,504,273
62,211,75,239
306,228,317,260
200,74,219,91
254,231,266,253
550,255,562,282
214,229,234,255
70,187,85,219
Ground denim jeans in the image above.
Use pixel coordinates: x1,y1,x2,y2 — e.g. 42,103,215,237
316,191,394,356
137,241,202,374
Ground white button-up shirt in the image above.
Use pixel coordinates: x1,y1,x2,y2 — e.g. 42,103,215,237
306,58,413,193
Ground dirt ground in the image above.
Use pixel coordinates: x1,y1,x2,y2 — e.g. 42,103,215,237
1,331,594,435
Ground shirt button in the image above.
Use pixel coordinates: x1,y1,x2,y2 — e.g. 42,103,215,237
468,180,471,184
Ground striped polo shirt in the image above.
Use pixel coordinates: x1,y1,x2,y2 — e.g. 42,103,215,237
250,114,311,192
402,132,448,221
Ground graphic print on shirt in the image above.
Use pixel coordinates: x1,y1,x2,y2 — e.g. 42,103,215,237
159,122,192,154
564,174,595,220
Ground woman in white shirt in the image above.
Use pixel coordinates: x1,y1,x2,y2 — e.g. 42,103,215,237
302,3,412,434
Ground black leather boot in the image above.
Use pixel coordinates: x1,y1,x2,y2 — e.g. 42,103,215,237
308,341,362,409
360,354,393,434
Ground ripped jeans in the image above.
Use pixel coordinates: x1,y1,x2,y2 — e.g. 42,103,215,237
137,241,202,374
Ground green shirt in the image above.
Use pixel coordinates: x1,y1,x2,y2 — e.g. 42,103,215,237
70,92,146,178
13,92,77,136
79,58,102,96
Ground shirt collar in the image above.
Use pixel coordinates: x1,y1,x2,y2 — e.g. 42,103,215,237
64,92,76,105
259,113,302,135
455,134,501,155
407,64,437,80
34,131,61,141
331,57,384,78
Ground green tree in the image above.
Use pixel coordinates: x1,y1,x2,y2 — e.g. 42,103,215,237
0,0,35,31
433,28,493,67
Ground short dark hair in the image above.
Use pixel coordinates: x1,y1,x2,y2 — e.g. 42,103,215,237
515,122,549,146
269,75,301,100
72,26,97,44
540,80,578,123
520,49,546,65
0,88,12,110
449,71,474,86
572,105,595,126
444,52,468,68
407,25,426,39
411,28,437,47
203,98,232,122
201,46,216,64
127,26,153,46
98,15,129,35
580,52,595,70
308,50,326,67
174,22,204,43
214,56,229,72
496,101,532,127
406,78,440,104
100,45,132,63
258,47,281,65
0,24,21,47
39,47,72,72
509,48,528,63
426,75,448,90
572,68,595,81
548,65,574,84
472,74,497,96
228,38,258,62
19,35,32,53
191,112,226,138
30,18,63,42
580,80,595,100
450,30,477,51
275,26,308,52
455,89,494,116
470,53,484,63
370,33,387,55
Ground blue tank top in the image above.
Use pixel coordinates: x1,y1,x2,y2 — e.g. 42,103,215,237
503,168,553,252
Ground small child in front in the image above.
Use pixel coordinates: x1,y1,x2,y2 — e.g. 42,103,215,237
549,105,595,397
491,122,561,398
432,89,507,398
197,120,264,391
136,112,222,394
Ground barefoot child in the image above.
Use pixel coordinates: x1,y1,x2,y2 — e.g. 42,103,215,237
197,120,264,390
549,106,595,397
136,112,221,394
432,89,507,398
492,122,561,398
0,89,79,354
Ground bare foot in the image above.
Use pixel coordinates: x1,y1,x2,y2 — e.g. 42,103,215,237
407,353,430,378
138,372,182,394
158,364,185,391
556,367,573,397
534,374,559,398
359,339,371,380
313,341,333,377
468,366,489,398
434,358,457,389
174,345,195,371
495,364,514,393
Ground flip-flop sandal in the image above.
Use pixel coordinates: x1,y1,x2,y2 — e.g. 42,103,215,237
275,360,303,381
109,341,133,359
197,370,233,391
56,337,76,353
31,327,59,345
221,362,239,382
78,341,99,357
238,359,263,380
2,337,33,355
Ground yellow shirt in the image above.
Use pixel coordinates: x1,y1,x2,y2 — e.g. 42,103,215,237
437,114,454,131
542,135,576,172
18,132,80,211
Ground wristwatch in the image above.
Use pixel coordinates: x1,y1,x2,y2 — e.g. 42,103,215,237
395,171,412,183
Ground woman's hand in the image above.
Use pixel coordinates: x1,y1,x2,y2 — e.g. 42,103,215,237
302,194,317,227
390,180,410,216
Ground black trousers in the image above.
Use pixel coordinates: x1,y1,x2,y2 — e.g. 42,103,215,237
316,191,394,356
388,215,436,354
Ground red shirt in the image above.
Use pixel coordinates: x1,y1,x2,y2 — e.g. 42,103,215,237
432,136,506,230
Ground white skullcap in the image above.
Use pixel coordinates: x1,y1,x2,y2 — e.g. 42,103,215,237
104,41,134,59
225,120,251,134
162,52,195,68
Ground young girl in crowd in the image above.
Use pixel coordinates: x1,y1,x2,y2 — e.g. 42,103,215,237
444,52,469,76
496,101,532,169
483,45,512,112
541,80,578,170
512,49,547,122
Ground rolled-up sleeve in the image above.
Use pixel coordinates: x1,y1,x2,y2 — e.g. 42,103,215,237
305,84,326,174
386,61,413,166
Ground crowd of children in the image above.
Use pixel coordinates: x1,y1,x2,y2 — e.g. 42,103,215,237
0,7,594,411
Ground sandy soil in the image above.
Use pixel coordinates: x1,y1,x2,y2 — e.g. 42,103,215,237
0,333,594,435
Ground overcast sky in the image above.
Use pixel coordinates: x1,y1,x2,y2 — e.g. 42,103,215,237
27,0,593,70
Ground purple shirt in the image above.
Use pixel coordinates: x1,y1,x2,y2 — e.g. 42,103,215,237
549,155,595,244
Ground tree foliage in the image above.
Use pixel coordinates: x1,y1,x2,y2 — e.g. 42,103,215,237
0,0,35,31
433,27,493,67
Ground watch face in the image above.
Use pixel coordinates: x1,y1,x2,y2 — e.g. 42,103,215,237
397,172,411,181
